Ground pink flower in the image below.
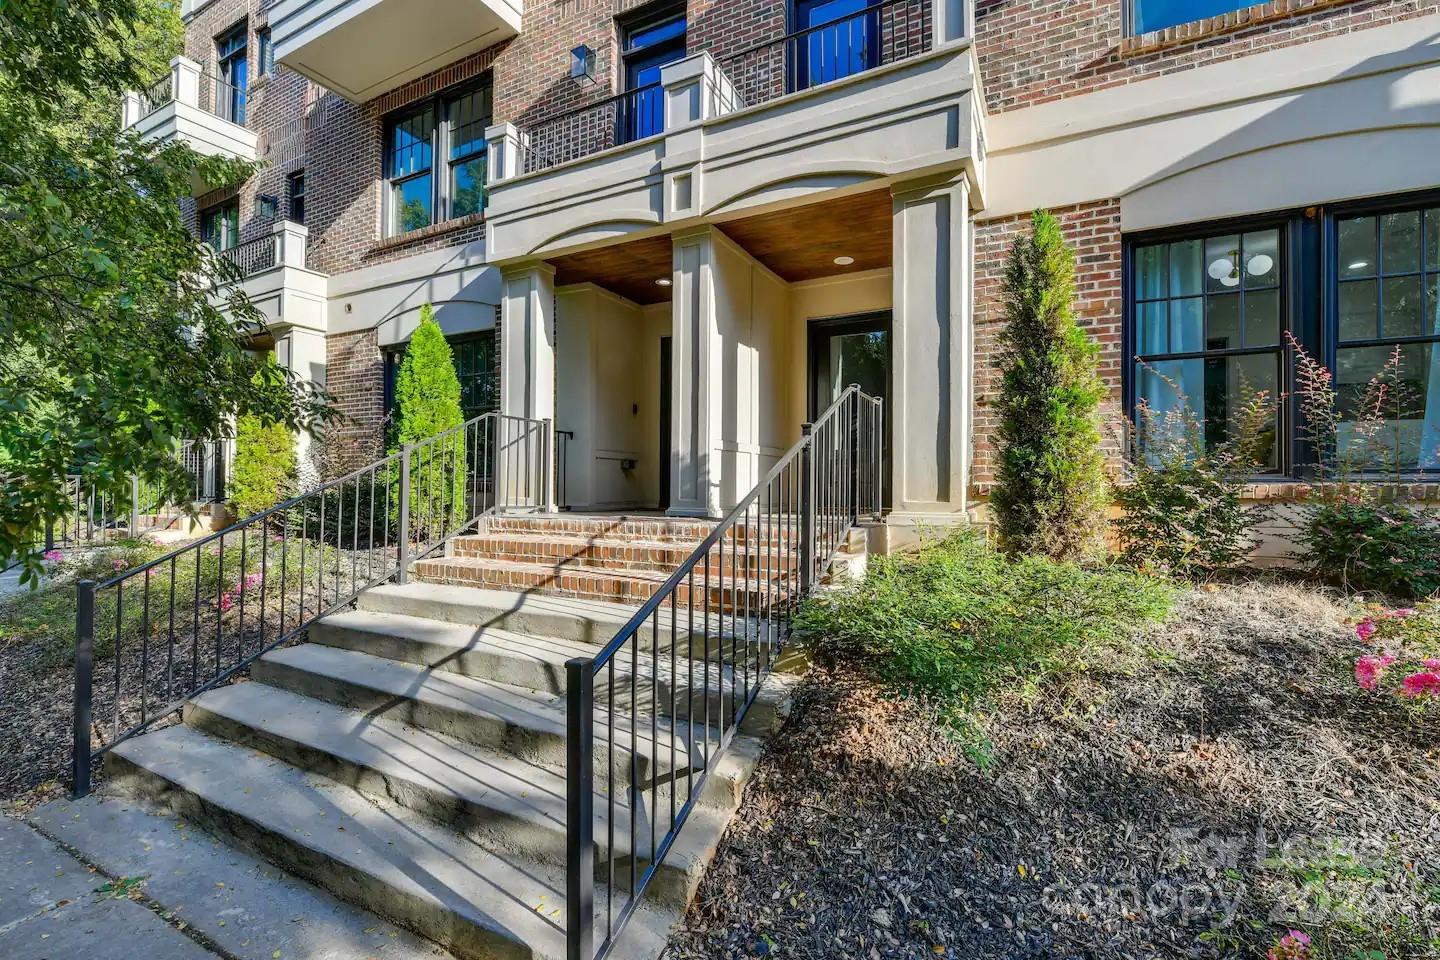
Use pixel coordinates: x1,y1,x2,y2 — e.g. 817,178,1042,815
43,550,62,563
112,558,126,570
1387,608,1417,619
1424,658,1440,671
1268,931,1311,960
1355,619,1377,642
242,572,263,591
1355,653,1397,691
219,591,234,613
1399,671,1440,699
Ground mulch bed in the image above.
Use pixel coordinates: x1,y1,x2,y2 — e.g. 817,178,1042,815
665,581,1440,959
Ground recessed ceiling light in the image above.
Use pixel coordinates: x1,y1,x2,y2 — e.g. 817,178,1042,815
655,277,672,286
833,255,855,266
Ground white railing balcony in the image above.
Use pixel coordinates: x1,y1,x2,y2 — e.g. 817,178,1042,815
211,221,328,337
121,56,259,176
267,0,523,104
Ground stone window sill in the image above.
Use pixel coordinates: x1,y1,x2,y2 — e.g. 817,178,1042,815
1119,0,1356,58
371,212,486,254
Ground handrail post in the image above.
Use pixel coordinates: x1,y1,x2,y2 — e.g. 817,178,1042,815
848,385,861,525
73,580,96,798
396,443,412,585
543,418,556,514
873,396,884,520
799,422,816,593
565,657,595,960
129,474,141,532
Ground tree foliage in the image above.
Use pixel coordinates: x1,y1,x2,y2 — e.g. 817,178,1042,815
989,210,1108,562
0,0,330,582
391,307,466,537
228,359,299,519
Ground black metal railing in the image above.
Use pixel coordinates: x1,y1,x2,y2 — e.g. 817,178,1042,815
519,82,664,175
137,73,174,117
564,385,882,960
201,66,249,126
717,0,932,111
218,233,278,277
70,411,551,796
557,429,575,510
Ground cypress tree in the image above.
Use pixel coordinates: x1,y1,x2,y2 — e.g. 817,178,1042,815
392,306,466,536
990,210,1108,561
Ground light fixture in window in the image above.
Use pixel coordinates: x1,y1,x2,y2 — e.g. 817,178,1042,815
1245,253,1273,277
655,277,672,287
570,45,597,86
1207,255,1237,282
256,193,279,219
833,255,855,266
1348,260,1370,271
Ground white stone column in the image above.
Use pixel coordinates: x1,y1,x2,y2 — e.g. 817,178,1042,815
171,56,202,108
668,229,719,518
933,0,972,46
272,220,308,268
484,122,527,183
121,92,143,129
890,174,973,521
500,262,556,510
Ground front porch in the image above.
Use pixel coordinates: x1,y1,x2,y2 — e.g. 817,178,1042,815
499,178,977,524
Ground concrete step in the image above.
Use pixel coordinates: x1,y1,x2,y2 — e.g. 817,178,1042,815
412,555,790,611
307,608,783,728
250,643,696,783
107,725,674,960
451,533,797,576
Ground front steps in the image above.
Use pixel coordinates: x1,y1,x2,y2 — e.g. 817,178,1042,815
103,514,805,960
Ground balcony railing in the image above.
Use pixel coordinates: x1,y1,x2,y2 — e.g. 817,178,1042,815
124,56,251,132
208,221,309,283
505,0,936,177
218,233,278,277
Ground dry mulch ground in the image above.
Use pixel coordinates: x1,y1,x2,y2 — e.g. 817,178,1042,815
666,581,1440,959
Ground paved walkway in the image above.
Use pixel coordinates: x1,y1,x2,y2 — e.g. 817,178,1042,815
0,816,215,960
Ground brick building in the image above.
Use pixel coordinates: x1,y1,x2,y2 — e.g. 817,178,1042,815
124,0,1440,533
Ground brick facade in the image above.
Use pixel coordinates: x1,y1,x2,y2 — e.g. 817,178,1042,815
972,201,1124,488
322,328,388,471
974,0,1440,113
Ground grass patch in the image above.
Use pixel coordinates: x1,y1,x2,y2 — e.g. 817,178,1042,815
795,531,1174,750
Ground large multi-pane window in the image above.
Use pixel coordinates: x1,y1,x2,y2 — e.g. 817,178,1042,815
215,23,248,124
200,198,240,251
1127,194,1440,478
384,82,492,237
620,6,686,142
1131,227,1283,470
1334,205,1440,471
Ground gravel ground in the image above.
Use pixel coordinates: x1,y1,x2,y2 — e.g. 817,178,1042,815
666,580,1440,960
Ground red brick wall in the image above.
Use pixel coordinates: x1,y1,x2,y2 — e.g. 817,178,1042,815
322,328,388,472
975,0,1440,114
972,201,1124,488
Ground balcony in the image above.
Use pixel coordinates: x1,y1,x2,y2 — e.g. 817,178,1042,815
122,56,258,189
482,0,983,263
212,222,327,337
267,0,523,103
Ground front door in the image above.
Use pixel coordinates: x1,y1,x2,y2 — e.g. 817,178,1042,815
808,312,890,509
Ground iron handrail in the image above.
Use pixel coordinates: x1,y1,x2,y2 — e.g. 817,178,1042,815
72,409,552,796
565,384,882,960
719,0,929,67
519,81,662,146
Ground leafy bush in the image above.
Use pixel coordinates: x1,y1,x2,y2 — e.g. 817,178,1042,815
990,209,1108,562
228,413,298,519
795,532,1173,730
1289,337,1440,599
1349,602,1440,709
1115,382,1274,578
1301,499,1440,600
391,306,466,539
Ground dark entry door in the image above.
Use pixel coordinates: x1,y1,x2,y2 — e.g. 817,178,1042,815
659,336,673,511
808,312,890,509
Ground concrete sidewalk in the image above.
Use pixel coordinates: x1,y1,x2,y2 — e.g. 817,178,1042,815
0,816,216,960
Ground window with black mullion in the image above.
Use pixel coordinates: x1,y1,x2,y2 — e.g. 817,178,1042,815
1332,204,1440,470
385,82,492,237
1131,226,1285,470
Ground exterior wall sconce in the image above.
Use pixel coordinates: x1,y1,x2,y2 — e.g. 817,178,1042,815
570,45,597,86
256,194,279,219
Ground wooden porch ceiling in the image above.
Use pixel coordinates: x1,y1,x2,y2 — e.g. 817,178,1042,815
547,188,893,305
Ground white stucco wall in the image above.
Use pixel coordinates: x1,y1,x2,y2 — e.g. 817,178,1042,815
326,241,498,348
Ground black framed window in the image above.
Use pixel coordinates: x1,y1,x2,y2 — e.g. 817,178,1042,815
384,331,497,422
1128,0,1259,35
215,23,248,124
200,198,240,251
620,5,685,142
1130,225,1285,470
257,27,274,77
384,81,491,237
1332,203,1440,471
287,170,306,224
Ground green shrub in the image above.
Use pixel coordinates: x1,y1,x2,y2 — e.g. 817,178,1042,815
1115,388,1273,578
1301,499,1440,600
795,531,1173,729
391,306,466,538
990,209,1108,562
228,413,297,518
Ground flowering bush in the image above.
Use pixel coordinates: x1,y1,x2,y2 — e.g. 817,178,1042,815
1350,603,1440,707
1267,930,1311,960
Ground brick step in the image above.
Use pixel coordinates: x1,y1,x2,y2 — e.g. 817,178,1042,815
451,533,798,576
481,514,799,547
413,555,794,612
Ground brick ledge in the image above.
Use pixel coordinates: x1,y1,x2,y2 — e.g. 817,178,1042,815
1119,0,1359,58
369,212,486,254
